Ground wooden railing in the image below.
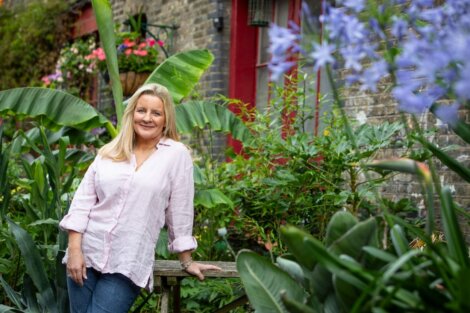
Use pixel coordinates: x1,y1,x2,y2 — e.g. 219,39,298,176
153,260,247,313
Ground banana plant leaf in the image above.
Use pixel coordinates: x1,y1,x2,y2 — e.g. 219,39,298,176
0,87,114,134
91,0,123,127
145,50,214,104
237,250,306,313
6,217,59,313
176,100,253,146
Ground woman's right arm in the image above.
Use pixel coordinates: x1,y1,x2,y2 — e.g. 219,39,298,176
66,230,87,286
59,158,98,233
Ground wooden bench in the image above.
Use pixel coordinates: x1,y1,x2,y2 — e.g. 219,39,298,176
153,260,247,313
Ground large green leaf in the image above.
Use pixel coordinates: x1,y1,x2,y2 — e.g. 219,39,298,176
194,189,234,209
276,256,306,287
0,88,111,131
329,217,379,260
281,226,319,270
6,218,58,313
324,211,357,246
237,250,305,313
175,100,253,144
91,0,123,128
145,50,214,103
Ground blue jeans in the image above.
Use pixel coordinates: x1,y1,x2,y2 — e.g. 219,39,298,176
67,267,141,313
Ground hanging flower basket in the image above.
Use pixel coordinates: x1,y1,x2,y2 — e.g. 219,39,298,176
120,71,150,96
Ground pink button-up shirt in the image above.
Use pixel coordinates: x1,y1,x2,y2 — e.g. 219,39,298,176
59,138,197,290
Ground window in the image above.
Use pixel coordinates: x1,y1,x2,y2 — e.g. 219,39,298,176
255,0,289,112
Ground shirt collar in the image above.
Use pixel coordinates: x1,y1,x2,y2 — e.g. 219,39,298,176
157,137,172,147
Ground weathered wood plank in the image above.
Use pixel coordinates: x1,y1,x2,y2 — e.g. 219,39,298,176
154,260,239,278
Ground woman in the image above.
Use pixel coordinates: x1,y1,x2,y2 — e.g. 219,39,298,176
59,83,220,313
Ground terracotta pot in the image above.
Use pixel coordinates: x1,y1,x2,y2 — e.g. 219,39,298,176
119,71,150,96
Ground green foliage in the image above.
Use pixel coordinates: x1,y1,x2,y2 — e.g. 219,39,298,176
0,0,71,90
238,204,470,312
180,278,248,313
237,250,305,313
211,78,412,256
0,125,94,310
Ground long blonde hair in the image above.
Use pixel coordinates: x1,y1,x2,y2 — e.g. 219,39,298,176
98,83,179,161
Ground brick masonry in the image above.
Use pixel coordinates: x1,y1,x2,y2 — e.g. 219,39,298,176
110,0,231,98
341,83,470,242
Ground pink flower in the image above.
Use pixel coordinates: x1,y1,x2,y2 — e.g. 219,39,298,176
157,40,165,47
133,49,148,56
138,42,147,49
123,38,136,47
86,48,106,61
41,76,51,86
146,38,156,47
125,49,133,56
94,48,106,61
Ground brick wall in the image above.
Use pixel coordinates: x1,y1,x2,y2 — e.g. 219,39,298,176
341,84,470,242
110,0,231,98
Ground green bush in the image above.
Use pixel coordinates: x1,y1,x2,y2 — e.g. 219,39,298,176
0,0,72,89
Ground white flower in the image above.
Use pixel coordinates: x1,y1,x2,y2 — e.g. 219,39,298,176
355,111,367,125
217,227,227,237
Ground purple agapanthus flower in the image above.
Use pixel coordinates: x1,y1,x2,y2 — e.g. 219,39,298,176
268,23,299,81
310,42,335,71
340,0,366,13
340,45,366,71
267,0,470,120
393,86,434,114
391,17,408,40
455,63,470,100
268,61,297,81
434,102,460,126
360,60,388,92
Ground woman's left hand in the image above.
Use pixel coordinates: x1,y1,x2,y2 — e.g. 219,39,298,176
184,262,222,280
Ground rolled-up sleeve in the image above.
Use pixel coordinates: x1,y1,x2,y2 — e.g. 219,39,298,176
59,158,98,233
166,148,197,253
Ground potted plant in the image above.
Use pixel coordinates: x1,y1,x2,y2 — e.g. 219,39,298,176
88,31,164,96
42,37,99,102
